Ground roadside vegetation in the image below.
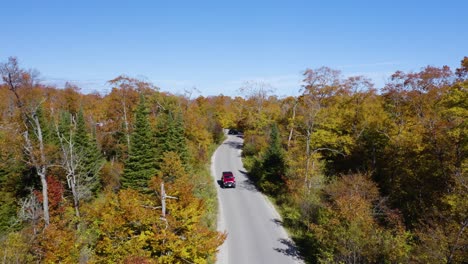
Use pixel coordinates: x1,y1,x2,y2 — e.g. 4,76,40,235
0,56,466,263
240,58,467,263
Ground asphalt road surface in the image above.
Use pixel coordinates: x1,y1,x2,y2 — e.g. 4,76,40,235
211,134,303,264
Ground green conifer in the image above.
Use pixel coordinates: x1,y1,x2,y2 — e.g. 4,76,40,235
121,94,156,191
74,109,103,194
154,111,189,167
260,123,286,194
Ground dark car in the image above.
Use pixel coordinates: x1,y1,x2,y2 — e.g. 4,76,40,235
221,171,236,188
228,129,238,135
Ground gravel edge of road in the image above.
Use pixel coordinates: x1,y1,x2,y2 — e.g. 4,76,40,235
211,138,228,264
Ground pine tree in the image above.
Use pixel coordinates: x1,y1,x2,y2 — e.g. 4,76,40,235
260,123,287,194
154,111,189,167
56,109,104,217
57,109,103,193
74,109,103,194
121,94,156,191
27,105,58,154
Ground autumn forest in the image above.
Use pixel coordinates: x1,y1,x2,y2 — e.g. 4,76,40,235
0,56,467,263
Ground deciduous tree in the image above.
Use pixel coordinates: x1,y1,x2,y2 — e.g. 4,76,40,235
56,109,104,217
1,57,54,226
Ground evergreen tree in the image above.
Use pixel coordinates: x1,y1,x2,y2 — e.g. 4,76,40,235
73,109,103,194
33,105,56,145
56,109,104,217
57,109,103,194
57,110,72,139
259,123,287,194
154,111,189,167
73,109,88,148
0,150,24,234
121,94,156,191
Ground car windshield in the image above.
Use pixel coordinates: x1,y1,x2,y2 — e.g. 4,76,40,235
223,172,234,178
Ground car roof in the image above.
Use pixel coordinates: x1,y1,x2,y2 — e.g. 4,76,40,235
222,171,234,176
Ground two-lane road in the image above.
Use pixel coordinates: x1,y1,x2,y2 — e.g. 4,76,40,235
211,134,302,264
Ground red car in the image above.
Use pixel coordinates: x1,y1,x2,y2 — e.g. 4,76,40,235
221,171,236,188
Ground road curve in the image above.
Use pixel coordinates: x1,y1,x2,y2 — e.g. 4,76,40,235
211,134,302,264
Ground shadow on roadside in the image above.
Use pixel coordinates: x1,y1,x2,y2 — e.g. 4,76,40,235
271,218,283,227
223,140,242,150
237,170,259,192
274,238,303,261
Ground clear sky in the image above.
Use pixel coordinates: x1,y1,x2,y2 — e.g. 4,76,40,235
2,0,467,97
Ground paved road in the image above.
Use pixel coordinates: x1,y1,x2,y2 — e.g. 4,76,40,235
211,134,302,264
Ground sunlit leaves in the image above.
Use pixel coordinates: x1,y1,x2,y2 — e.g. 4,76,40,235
84,182,225,263
312,173,411,263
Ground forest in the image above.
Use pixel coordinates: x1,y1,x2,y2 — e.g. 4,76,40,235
0,56,466,263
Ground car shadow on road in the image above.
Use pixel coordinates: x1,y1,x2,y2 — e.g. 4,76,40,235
216,180,223,188
274,238,303,261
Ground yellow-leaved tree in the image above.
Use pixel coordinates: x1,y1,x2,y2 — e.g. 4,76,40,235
82,152,225,263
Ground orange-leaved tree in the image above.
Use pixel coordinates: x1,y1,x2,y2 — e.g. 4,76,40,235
311,173,411,263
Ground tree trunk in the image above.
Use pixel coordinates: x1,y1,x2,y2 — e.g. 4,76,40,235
287,101,298,149
70,180,80,218
32,114,50,226
122,99,131,151
447,218,467,264
161,182,166,218
304,129,311,189
57,117,82,219
2,57,50,226
68,129,81,219
39,172,50,225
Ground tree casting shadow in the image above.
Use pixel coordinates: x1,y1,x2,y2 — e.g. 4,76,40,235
274,238,303,261
237,170,259,192
223,140,242,150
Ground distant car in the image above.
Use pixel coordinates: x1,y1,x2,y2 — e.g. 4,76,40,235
228,129,238,135
221,171,236,188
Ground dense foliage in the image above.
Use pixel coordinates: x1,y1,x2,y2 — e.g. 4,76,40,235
239,58,467,263
0,56,466,263
121,94,157,191
0,58,226,263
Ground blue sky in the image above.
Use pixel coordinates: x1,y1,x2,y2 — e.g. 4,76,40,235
2,0,467,97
